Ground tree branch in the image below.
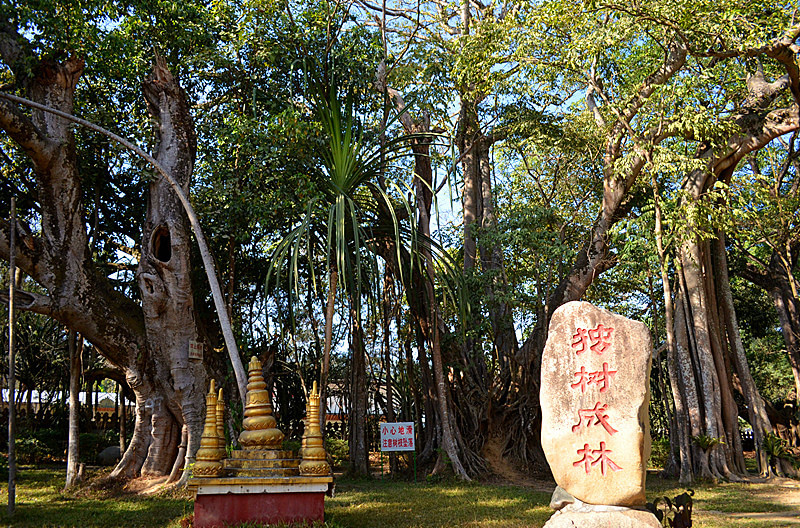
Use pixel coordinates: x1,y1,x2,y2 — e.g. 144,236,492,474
0,23,29,76
0,218,43,283
0,87,248,403
0,287,53,317
717,105,800,176
0,97,54,167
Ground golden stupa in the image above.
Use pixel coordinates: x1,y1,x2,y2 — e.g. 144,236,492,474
193,380,225,477
188,359,333,528
238,356,284,449
300,381,331,476
191,356,330,480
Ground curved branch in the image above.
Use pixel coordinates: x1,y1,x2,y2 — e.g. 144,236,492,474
0,91,248,402
0,97,54,167
0,288,53,317
717,105,800,176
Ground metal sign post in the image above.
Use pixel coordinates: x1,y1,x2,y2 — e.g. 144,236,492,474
379,421,415,481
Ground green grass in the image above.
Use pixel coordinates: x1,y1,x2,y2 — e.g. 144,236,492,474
326,479,552,528
0,467,797,528
0,467,193,527
647,475,800,528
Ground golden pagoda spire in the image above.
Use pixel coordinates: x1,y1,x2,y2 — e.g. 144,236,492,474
300,381,330,476
238,356,284,449
194,380,224,477
216,387,227,460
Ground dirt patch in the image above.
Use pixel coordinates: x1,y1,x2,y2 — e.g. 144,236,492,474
481,435,555,493
70,468,180,499
124,475,170,495
750,477,800,509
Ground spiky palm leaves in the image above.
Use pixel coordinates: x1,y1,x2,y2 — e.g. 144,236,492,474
267,84,459,346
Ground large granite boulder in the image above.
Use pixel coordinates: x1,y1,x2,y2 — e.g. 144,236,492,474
540,301,652,507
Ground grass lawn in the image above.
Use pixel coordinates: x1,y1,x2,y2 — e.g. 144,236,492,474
0,466,798,528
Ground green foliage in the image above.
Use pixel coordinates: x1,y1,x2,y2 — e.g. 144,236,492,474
325,437,348,466
763,432,797,468
649,437,671,470
14,436,50,465
282,438,302,454
12,428,69,464
746,335,795,402
691,435,724,452
79,430,120,463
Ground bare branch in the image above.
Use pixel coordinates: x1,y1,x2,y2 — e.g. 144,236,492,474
0,97,55,168
0,287,53,317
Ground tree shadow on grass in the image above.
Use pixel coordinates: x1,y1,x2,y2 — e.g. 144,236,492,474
0,496,191,528
327,481,553,528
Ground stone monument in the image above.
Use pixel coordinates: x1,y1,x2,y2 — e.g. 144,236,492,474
188,357,333,528
540,301,660,527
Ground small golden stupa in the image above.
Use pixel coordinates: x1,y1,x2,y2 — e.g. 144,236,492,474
193,380,225,477
238,356,284,449
300,381,331,476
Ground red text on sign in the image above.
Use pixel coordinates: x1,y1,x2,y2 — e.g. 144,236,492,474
571,363,617,393
571,324,615,355
573,441,622,476
571,402,618,435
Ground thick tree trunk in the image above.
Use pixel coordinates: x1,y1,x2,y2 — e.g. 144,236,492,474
678,233,736,480
672,290,704,480
459,102,480,271
772,286,800,400
714,232,773,476
704,241,746,476
127,55,205,480
120,385,127,453
0,46,207,482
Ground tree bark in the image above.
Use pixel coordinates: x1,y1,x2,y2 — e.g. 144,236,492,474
0,45,209,482
714,231,773,476
459,101,480,271
672,289,704,480
65,330,82,489
123,55,206,479
348,304,369,476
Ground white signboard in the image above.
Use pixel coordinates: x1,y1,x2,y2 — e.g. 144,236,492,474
188,339,203,361
380,421,415,452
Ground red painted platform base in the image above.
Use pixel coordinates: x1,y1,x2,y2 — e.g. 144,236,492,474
194,491,325,528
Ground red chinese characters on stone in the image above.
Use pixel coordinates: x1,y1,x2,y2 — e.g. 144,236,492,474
571,402,618,435
571,363,617,393
571,324,615,355
569,322,622,477
573,441,623,475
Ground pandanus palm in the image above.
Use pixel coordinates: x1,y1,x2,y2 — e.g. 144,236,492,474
267,85,450,474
